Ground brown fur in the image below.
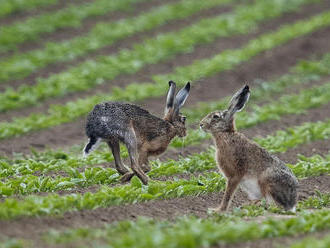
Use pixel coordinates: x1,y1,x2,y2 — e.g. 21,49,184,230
200,85,298,211
84,81,190,185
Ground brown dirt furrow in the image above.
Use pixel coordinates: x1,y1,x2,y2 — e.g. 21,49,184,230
0,4,233,92
277,139,330,165
1,0,328,119
0,0,91,26
0,175,328,241
0,0,178,58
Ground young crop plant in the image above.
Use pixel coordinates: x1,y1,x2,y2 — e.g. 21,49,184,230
288,233,330,248
0,0,148,53
288,153,330,178
255,118,330,153
1,10,330,139
1,132,329,198
0,0,58,18
0,237,27,248
0,0,319,111
298,192,330,210
0,0,233,82
43,208,330,248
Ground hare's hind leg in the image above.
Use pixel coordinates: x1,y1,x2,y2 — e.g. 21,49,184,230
265,174,297,211
124,129,149,185
107,140,129,175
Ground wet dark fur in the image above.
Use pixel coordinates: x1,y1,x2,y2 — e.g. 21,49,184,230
86,102,172,143
84,82,190,185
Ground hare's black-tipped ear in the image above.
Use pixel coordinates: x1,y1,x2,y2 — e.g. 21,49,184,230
166,81,176,109
227,85,250,119
164,81,176,120
174,82,190,111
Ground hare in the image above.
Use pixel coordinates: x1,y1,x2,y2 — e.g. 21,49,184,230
83,81,190,185
200,85,298,212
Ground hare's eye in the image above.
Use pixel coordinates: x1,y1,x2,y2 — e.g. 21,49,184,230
181,116,186,123
213,114,220,119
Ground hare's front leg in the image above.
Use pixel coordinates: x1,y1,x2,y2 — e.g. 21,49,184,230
107,140,129,175
217,177,241,212
124,130,149,185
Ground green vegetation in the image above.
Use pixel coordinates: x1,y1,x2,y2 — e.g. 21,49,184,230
0,0,233,82
1,10,330,139
0,146,329,218
0,148,215,196
256,118,330,153
0,0,315,111
0,171,225,219
298,192,330,210
1,137,329,197
288,153,330,178
43,208,330,247
289,233,330,248
0,238,27,248
0,0,58,18
0,0,147,53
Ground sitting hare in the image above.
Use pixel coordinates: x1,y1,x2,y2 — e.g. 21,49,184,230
200,85,298,212
83,81,190,185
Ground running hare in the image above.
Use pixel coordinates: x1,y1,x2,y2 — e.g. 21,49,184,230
84,81,190,185
200,85,298,212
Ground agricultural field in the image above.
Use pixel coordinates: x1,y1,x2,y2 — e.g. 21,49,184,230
0,0,330,247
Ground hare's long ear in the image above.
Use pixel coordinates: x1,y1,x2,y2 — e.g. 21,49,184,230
226,85,250,120
174,82,190,114
164,81,176,120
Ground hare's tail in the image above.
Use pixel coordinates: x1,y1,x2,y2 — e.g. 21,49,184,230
83,136,101,157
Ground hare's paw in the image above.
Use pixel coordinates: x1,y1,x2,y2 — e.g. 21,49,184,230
117,167,130,175
139,174,149,185
207,206,225,214
120,172,134,183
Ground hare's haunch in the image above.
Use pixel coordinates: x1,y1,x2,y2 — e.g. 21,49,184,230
200,85,298,212
84,81,190,185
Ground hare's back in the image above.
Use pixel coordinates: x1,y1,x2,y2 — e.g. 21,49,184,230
86,102,153,138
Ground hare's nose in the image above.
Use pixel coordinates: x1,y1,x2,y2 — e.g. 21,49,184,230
200,124,204,128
